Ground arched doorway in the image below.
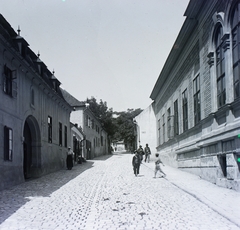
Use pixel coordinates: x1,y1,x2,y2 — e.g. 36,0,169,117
23,115,41,179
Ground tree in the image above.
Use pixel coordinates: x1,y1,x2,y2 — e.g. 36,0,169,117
85,97,143,151
112,108,143,150
85,97,116,137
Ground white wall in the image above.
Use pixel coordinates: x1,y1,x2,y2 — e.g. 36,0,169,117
135,104,156,154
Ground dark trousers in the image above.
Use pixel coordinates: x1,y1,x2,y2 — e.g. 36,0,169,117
133,164,140,175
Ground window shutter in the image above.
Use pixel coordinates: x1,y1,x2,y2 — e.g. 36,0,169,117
4,126,9,160
12,81,17,98
3,75,7,93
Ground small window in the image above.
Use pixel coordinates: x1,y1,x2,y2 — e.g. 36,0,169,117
231,3,240,99
167,108,171,139
182,89,188,131
193,75,201,125
31,88,35,106
48,116,52,143
4,126,13,161
3,65,17,98
214,26,226,107
59,122,62,146
64,126,67,147
158,119,161,145
174,100,179,136
162,114,165,143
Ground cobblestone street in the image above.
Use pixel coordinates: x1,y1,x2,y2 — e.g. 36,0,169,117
0,152,239,230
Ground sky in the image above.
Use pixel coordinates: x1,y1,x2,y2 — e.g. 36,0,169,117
1,0,189,112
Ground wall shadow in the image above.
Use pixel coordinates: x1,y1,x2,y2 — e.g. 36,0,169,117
0,160,94,224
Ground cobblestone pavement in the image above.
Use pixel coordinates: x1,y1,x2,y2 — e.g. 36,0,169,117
0,152,239,230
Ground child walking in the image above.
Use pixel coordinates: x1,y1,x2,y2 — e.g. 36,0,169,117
154,153,166,178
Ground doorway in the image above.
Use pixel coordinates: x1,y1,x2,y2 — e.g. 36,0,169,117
23,116,41,179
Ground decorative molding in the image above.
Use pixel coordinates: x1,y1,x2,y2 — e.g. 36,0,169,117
222,33,230,51
207,52,214,66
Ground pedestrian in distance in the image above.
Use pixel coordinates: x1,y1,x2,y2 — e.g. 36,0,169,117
137,145,144,162
144,143,151,163
154,153,166,178
66,146,74,170
132,150,141,176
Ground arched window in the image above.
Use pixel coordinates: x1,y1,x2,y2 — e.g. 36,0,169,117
215,25,226,107
231,2,240,99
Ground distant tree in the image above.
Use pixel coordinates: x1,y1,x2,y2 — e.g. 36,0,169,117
85,97,116,137
112,108,143,150
85,97,143,152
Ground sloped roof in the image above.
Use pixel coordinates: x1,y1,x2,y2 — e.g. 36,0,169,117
60,88,85,107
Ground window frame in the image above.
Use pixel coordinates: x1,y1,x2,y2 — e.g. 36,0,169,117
64,125,67,148
158,119,161,145
4,126,13,161
231,3,240,99
3,65,17,98
193,75,201,125
162,114,165,143
182,89,188,132
215,25,226,108
48,116,52,143
174,100,179,136
59,122,62,146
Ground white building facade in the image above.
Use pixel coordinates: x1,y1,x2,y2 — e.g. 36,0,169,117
134,104,157,155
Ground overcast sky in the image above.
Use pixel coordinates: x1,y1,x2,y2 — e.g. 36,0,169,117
1,0,189,112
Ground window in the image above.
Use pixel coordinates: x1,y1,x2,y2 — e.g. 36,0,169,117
193,75,201,125
167,108,171,139
64,126,67,147
48,116,52,143
231,2,240,99
31,88,35,106
3,65,17,98
158,119,161,145
59,122,62,146
4,126,13,161
85,115,88,126
162,114,165,143
215,26,226,107
174,100,179,136
88,117,91,128
182,89,188,131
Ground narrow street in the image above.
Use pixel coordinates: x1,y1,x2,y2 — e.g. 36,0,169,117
0,152,239,230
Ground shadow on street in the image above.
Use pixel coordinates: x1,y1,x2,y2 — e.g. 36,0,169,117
0,159,97,224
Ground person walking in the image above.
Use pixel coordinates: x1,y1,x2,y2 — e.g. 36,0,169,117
132,150,141,176
154,153,166,178
66,147,74,170
137,145,144,162
144,144,151,163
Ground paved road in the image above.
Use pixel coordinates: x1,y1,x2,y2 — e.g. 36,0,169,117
0,152,239,230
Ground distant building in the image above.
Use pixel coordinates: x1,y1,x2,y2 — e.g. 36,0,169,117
133,103,156,154
150,0,240,191
112,141,126,152
61,89,109,159
0,14,72,190
70,122,85,163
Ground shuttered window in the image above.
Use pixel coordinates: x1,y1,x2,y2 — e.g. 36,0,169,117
4,126,13,161
3,65,17,98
